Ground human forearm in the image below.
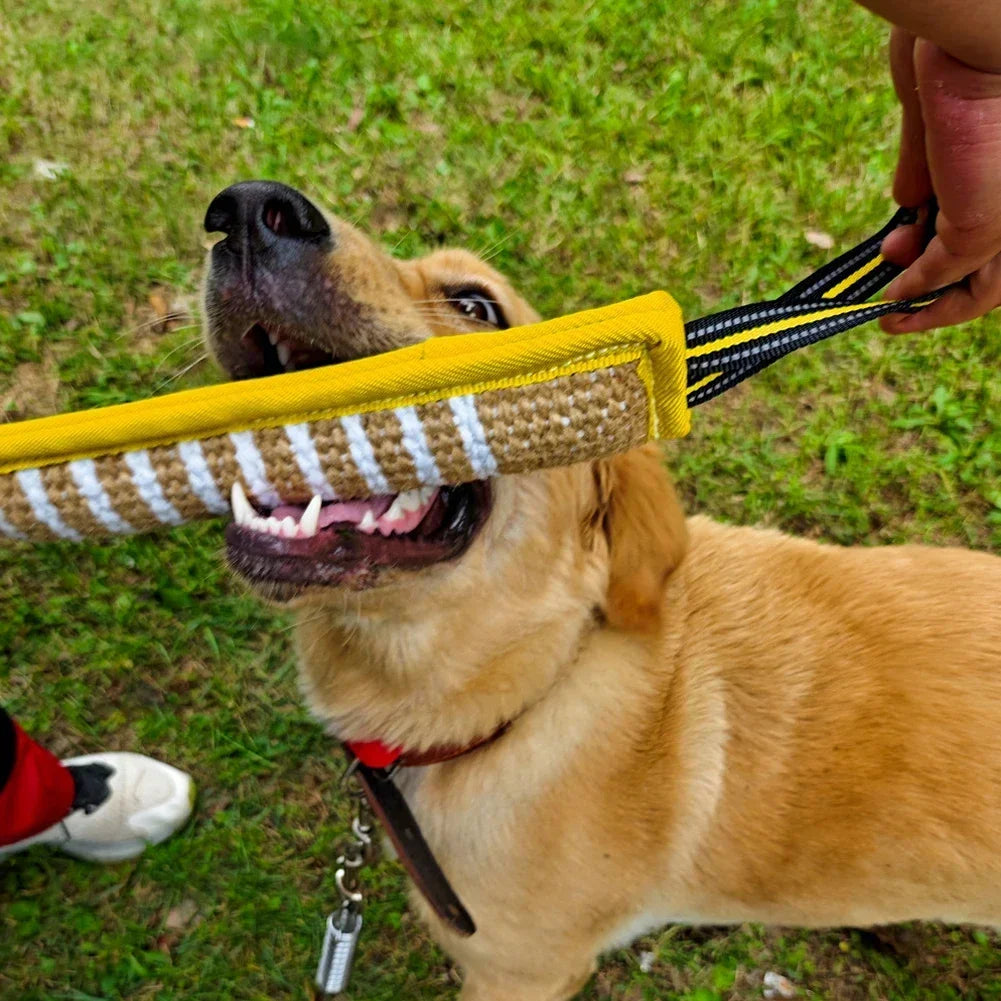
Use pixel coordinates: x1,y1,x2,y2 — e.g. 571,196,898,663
856,0,1001,73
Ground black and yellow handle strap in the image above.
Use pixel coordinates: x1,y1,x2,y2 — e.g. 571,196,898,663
778,206,925,304
684,206,945,406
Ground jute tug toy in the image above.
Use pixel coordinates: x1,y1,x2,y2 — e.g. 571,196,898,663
0,207,940,546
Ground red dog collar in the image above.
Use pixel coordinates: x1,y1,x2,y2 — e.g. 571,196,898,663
346,721,511,770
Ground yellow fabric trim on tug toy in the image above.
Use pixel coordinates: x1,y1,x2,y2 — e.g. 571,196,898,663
0,206,945,544
0,292,688,475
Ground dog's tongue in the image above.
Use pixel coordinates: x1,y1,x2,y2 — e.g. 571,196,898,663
273,496,394,529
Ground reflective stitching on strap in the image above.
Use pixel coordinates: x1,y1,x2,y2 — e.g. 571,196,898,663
689,304,886,372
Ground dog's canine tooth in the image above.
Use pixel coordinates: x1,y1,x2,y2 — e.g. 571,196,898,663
398,488,425,513
231,481,253,526
267,330,279,346
382,493,408,523
383,488,429,524
300,494,322,537
277,341,292,367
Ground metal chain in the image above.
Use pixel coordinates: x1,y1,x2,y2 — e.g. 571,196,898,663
315,761,376,995
335,766,375,907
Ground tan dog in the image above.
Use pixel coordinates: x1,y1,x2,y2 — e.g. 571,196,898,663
202,181,1001,1001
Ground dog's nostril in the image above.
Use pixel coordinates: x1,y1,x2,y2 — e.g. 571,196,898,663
204,194,239,236
204,181,332,244
263,200,289,237
261,197,320,240
263,194,329,242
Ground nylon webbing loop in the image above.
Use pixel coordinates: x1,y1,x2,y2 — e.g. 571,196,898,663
684,206,947,406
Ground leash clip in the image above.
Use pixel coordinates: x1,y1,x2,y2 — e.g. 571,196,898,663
316,903,363,995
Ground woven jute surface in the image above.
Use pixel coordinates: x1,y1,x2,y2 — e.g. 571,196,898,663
0,361,651,544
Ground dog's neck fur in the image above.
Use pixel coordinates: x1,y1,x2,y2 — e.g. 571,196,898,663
292,470,612,753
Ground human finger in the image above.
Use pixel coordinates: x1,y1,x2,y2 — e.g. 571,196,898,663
888,28,933,207
881,216,929,270
881,254,1001,332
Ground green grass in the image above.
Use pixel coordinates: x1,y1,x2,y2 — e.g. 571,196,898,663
2,0,1000,998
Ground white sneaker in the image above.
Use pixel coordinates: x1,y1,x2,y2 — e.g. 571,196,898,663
0,752,195,863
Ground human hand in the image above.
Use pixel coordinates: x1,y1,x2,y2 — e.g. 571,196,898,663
880,29,1001,332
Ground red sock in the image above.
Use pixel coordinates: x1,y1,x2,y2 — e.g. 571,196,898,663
0,719,76,846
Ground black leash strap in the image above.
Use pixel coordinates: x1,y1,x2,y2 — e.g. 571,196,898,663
350,753,477,937
685,206,948,407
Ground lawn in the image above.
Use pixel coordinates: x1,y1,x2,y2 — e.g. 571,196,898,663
1,0,1000,998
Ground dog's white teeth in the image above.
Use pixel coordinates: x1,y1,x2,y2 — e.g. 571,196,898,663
359,510,378,534
383,488,434,524
382,494,409,523
277,341,291,367
232,486,327,540
231,481,254,525
267,330,279,346
299,494,322,537
382,500,403,523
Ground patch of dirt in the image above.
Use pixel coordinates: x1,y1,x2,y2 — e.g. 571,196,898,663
0,352,60,419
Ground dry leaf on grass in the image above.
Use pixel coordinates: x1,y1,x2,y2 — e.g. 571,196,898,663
763,970,797,998
128,287,195,352
804,229,835,250
165,898,199,930
33,159,70,180
346,106,364,131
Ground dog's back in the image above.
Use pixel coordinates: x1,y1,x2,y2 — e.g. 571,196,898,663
640,515,1001,929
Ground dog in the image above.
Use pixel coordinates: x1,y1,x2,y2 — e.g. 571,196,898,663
202,180,1001,1001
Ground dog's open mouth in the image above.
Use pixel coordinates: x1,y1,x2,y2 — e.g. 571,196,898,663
221,326,492,592
225,480,491,591
238,324,341,377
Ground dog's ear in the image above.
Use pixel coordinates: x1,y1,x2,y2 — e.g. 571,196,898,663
594,444,687,631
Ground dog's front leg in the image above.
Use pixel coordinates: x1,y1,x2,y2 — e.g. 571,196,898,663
459,960,596,1001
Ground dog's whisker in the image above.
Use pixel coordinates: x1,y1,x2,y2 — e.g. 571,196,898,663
151,331,209,374
389,229,416,254
472,228,521,263
152,352,210,394
406,304,503,330
123,312,196,338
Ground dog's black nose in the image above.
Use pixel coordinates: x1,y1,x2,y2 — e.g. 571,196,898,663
204,181,331,246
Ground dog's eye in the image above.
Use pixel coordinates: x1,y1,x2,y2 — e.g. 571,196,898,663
447,289,508,329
